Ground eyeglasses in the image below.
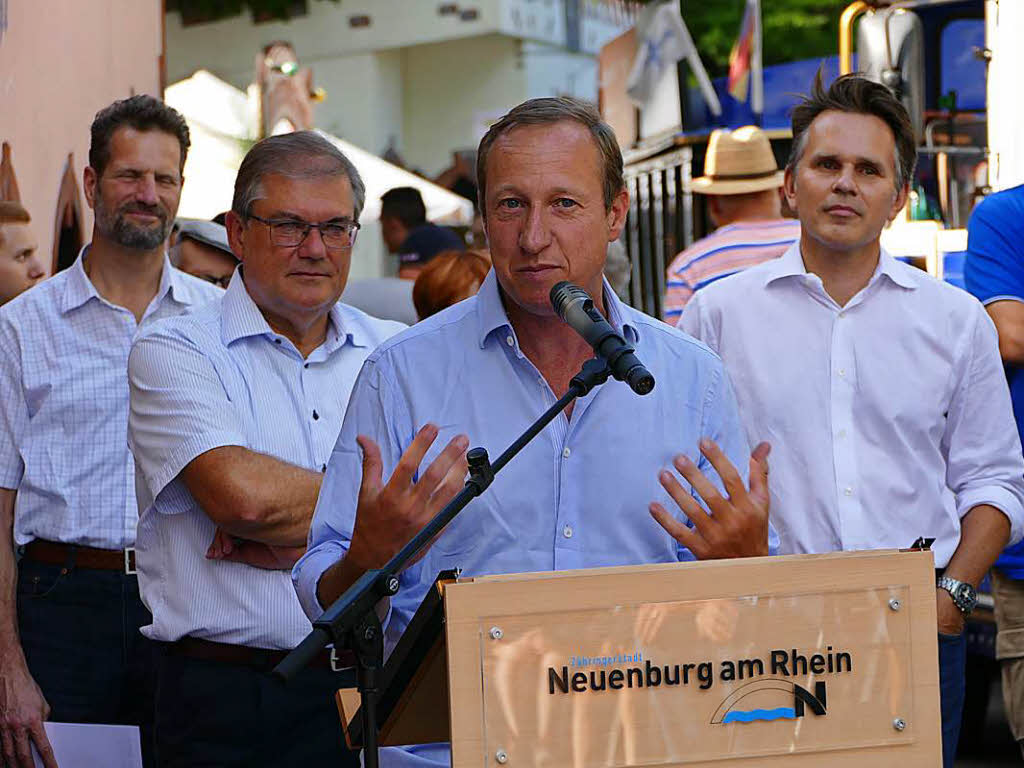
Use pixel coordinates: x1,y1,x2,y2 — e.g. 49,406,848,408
247,214,360,250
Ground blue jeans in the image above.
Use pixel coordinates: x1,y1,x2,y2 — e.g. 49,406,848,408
938,630,967,768
16,558,157,767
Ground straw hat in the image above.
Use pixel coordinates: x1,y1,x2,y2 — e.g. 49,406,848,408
692,126,785,195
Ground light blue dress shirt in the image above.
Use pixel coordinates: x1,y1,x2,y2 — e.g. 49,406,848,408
0,247,222,549
294,269,777,767
128,270,405,648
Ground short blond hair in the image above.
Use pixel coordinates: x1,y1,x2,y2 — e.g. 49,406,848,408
0,201,30,225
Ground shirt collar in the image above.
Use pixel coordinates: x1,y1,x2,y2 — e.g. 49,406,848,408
61,245,187,314
762,240,918,290
219,268,355,350
474,268,639,349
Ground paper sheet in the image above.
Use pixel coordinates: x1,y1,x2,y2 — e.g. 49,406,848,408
32,721,142,768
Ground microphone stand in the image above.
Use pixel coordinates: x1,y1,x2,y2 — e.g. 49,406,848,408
273,357,614,767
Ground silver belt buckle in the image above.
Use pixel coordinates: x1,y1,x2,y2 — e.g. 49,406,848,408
329,647,347,672
124,547,137,575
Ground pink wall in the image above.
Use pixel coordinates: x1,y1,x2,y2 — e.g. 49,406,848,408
0,0,163,268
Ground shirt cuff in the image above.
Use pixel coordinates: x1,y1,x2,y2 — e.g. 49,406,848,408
292,540,347,621
0,459,23,489
957,486,1024,547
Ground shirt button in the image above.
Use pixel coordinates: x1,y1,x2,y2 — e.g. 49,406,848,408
844,486,854,497
313,410,320,421
838,368,846,377
274,338,282,345
321,463,327,473
506,335,514,347
562,447,571,459
304,363,309,369
562,525,574,539
837,429,847,439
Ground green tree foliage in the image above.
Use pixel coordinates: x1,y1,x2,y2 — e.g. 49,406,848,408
642,0,851,77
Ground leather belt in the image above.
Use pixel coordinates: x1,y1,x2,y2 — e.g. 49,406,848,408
169,636,355,673
22,539,137,574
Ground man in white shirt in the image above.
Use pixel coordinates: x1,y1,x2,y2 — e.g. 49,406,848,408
680,72,1024,768
0,96,222,768
128,131,404,767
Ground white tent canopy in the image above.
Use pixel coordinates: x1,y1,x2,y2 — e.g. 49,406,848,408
165,70,474,279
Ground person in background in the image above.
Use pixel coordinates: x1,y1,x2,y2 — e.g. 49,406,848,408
604,239,631,302
170,218,238,288
0,95,222,768
0,202,44,306
680,73,1024,768
964,183,1024,759
663,126,798,323
412,248,490,319
379,186,464,278
341,275,419,326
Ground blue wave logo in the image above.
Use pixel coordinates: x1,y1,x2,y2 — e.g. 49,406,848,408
722,706,796,724
712,680,826,725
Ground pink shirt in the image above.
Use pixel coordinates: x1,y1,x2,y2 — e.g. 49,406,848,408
663,219,800,321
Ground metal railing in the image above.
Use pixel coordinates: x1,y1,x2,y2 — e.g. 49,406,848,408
623,146,694,319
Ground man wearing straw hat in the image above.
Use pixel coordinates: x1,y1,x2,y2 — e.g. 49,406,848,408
662,126,798,323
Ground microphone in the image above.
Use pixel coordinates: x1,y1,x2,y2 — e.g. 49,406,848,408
549,281,655,396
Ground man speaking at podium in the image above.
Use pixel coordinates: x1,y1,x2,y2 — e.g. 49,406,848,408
294,97,778,766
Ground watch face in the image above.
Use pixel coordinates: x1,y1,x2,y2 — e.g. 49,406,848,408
955,583,976,608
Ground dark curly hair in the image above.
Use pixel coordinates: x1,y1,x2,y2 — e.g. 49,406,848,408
89,95,190,177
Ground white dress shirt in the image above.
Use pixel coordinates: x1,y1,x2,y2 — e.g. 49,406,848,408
679,242,1024,568
0,247,222,549
128,270,404,649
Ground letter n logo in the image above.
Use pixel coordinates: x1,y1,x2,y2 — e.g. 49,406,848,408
793,681,827,717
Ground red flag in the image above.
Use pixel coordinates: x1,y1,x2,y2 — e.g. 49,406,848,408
728,0,757,102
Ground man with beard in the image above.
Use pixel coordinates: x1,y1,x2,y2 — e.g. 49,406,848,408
0,95,221,768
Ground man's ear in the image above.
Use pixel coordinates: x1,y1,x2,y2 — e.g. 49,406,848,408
83,166,98,211
225,211,246,262
888,182,910,223
606,187,630,242
782,165,798,214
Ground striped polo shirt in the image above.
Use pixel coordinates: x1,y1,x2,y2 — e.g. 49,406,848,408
664,218,800,322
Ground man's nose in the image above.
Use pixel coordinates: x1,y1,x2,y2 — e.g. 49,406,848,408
135,175,159,205
27,254,46,280
298,225,329,258
832,164,857,194
519,206,550,253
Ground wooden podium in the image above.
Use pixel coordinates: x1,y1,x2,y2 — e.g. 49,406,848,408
337,549,942,766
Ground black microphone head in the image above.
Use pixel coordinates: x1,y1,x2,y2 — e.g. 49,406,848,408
628,368,656,396
549,281,589,319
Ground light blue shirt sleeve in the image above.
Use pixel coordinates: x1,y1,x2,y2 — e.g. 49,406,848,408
293,354,414,623
128,326,248,511
0,320,26,489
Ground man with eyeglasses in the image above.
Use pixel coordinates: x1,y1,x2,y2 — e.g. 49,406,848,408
126,131,404,766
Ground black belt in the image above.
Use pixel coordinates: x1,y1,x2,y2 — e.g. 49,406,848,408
168,636,355,673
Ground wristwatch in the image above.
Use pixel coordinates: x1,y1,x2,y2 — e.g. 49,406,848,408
936,576,978,616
